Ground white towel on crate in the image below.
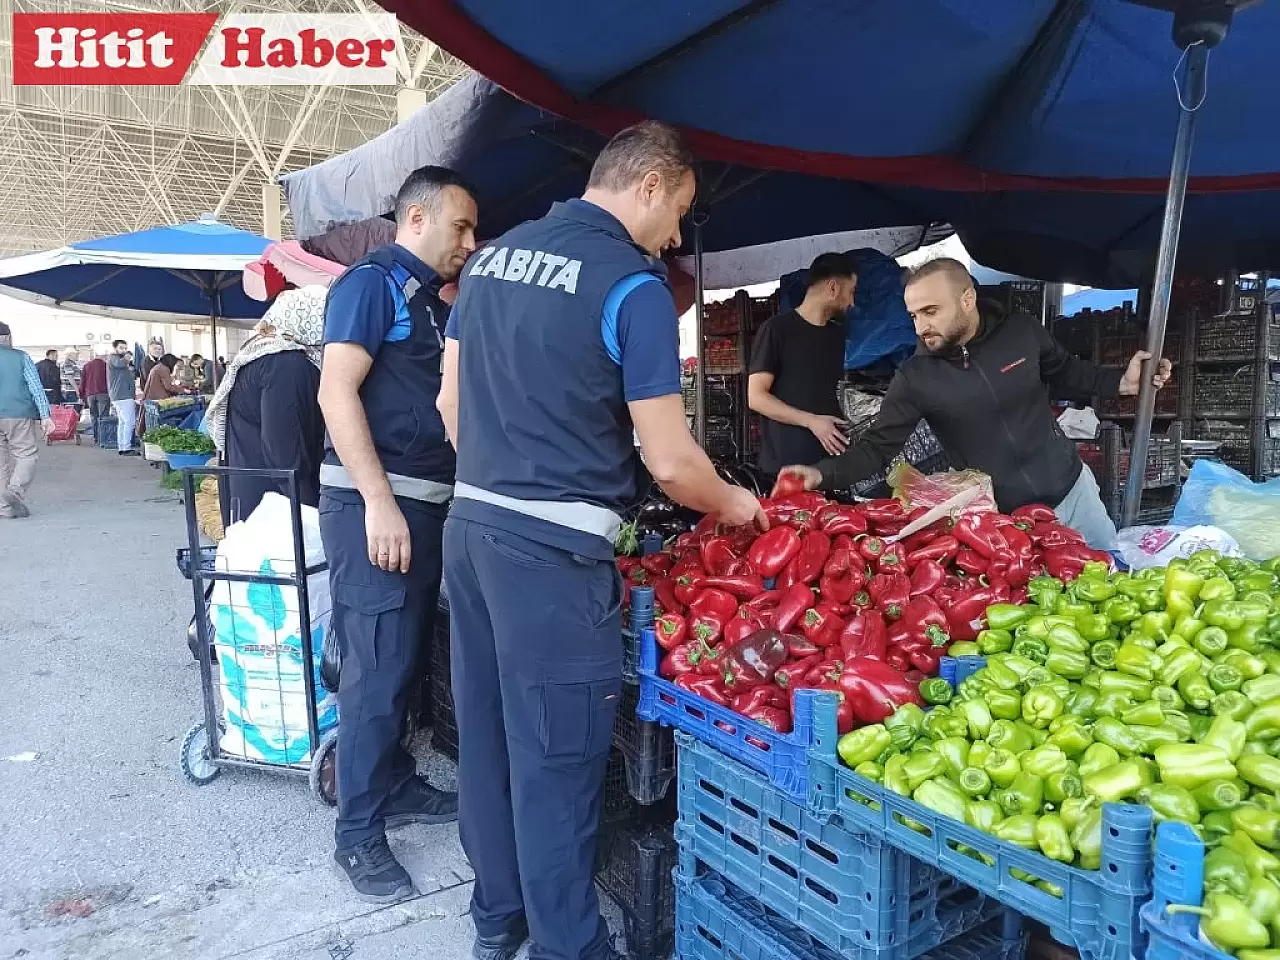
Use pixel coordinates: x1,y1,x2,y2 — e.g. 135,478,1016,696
211,492,338,765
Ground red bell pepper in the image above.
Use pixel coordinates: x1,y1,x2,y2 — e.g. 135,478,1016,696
793,531,832,584
850,589,873,610
692,514,721,538
721,628,789,691
1030,521,1085,550
622,580,632,608
690,614,724,646
772,583,815,633
775,557,799,591
771,492,827,512
699,573,765,599
722,614,757,648
952,512,1011,560
627,566,651,585
775,654,822,689
732,685,787,714
655,613,687,651
900,525,944,554
868,572,911,620
673,567,706,607
616,556,640,577
899,595,951,648
819,571,855,606
744,588,782,614
673,531,700,551
953,549,988,576
1042,545,1111,581
806,658,844,686
906,535,959,567
876,541,907,572
687,588,739,623
652,578,683,615
1012,503,1057,526
785,634,823,658
814,603,846,645
946,584,1003,641
862,498,904,528
909,647,943,674
640,553,675,577
1002,524,1035,563
837,658,924,724
798,607,833,645
691,639,724,676
886,648,911,672
659,644,696,679
700,536,737,577
819,506,869,537
822,544,852,577
675,672,730,706
727,528,759,554
742,704,792,733
813,682,856,734
909,559,946,597
747,526,802,579
858,536,887,565
770,472,809,497
840,610,888,660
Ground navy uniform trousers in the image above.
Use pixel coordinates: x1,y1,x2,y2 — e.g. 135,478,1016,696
443,514,622,960
319,487,444,849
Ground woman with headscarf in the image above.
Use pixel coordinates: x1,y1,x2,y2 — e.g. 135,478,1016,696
142,353,185,402
205,286,326,520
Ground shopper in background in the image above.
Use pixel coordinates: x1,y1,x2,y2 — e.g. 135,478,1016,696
35,349,62,406
747,252,856,479
143,354,184,402
107,339,139,457
317,165,474,902
78,347,109,444
139,339,164,387
59,349,81,401
438,121,764,960
776,257,1173,550
206,286,326,519
0,321,53,519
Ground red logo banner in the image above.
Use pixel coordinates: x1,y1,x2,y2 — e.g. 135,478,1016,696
12,13,218,85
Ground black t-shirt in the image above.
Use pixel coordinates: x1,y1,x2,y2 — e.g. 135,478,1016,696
749,310,845,475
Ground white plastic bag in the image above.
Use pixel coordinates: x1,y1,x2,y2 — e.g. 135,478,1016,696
1115,524,1242,570
211,493,337,765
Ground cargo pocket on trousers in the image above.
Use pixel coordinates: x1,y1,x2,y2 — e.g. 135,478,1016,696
331,581,407,672
538,659,622,769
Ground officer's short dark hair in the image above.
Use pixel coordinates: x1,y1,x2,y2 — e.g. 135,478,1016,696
394,165,476,223
806,253,857,289
587,121,696,193
112,339,127,348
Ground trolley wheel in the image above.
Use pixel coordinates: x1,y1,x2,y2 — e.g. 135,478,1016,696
310,729,339,807
180,722,221,785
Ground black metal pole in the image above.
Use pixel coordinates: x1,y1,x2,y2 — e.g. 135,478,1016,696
1122,42,1208,527
693,214,708,449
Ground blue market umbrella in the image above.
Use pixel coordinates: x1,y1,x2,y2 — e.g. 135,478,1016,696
0,216,272,382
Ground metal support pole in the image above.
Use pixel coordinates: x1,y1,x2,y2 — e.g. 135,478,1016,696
693,213,708,449
1122,42,1208,527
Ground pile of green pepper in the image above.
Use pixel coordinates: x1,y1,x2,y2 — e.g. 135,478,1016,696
835,551,1280,954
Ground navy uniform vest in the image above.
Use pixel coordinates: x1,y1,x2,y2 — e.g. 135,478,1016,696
323,245,455,486
451,200,665,556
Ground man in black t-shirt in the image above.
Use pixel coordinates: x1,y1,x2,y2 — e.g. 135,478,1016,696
748,252,856,477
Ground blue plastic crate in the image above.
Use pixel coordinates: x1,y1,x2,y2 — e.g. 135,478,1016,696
621,586,657,684
95,416,118,448
806,696,1153,960
637,626,817,803
676,872,1025,960
937,657,985,690
677,732,1000,959
1142,822,1225,960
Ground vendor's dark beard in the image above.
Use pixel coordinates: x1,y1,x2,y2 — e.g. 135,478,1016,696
922,330,965,354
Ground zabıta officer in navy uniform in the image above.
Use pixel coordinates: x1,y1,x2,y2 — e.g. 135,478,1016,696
317,166,478,902
437,122,766,960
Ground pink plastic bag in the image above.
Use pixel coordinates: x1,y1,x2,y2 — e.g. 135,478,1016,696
888,461,996,516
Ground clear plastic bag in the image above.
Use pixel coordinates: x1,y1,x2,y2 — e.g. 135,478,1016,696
1172,459,1280,560
888,461,996,515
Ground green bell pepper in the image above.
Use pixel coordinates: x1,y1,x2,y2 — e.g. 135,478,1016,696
1223,829,1280,876
1121,700,1165,727
1012,637,1049,664
1027,575,1063,609
1173,614,1206,644
935,736,971,780
1077,613,1111,644
1238,754,1280,793
885,703,926,750
1222,650,1269,681
1081,560,1111,580
1212,691,1255,721
1195,625,1231,657
1203,810,1239,840
883,754,911,796
1164,567,1205,618
919,677,954,705
1241,741,1271,758
1034,814,1074,863
985,688,1023,722
927,710,976,745
1233,807,1280,849
1046,717,1093,757
1065,687,1099,721
1081,668,1104,689
986,718,1033,754
1238,570,1278,594
1138,784,1201,824
1206,600,1249,632
838,723,893,769
976,628,1014,655
992,654,1039,681
1200,578,1239,604
1202,714,1248,761
1073,577,1116,604
1114,643,1162,681
946,642,983,658
903,750,947,792
1083,759,1149,803
1071,806,1103,869
993,813,1038,850
1092,717,1143,756
1099,671,1153,700
1178,671,1216,711
914,778,969,822
1244,675,1280,705
958,766,992,799
1204,845,1252,896
1102,596,1141,625
854,761,883,782
986,604,1030,631
1239,596,1272,625
1020,744,1070,779
1022,685,1064,729
1193,780,1245,812
1151,684,1186,713
1139,611,1174,643
1168,894,1272,952
1209,662,1245,693
958,698,994,740
1243,876,1280,943
1045,648,1090,679
983,748,1021,789
981,660,1022,691
1047,623,1089,653
967,741,992,770
1059,796,1096,832
966,798,1004,832
1124,630,1159,652
1016,617,1050,640
1244,699,1280,739
1093,691,1135,719
1155,743,1239,789
1135,587,1165,613
1188,713,1215,741
1030,673,1071,701
1232,624,1274,654
1045,770,1084,805
1260,650,1280,674
1261,557,1280,575
1159,647,1204,687
1133,725,1183,753
1078,742,1121,779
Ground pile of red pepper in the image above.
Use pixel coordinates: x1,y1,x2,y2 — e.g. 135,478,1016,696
616,487,1110,737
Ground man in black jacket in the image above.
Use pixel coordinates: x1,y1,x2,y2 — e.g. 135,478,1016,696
778,258,1172,549
35,350,62,406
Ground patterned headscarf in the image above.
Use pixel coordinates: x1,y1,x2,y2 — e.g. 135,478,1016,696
205,286,326,453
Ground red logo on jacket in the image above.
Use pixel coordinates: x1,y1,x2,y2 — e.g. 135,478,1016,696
1000,357,1027,374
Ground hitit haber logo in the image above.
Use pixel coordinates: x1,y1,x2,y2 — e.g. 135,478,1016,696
12,12,401,86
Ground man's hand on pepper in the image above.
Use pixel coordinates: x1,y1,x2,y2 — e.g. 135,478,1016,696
774,465,823,494
1119,350,1173,396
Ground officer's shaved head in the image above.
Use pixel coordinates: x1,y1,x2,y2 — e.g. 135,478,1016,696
587,121,695,194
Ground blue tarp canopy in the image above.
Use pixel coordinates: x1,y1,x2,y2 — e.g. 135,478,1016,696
0,218,271,327
372,1,1280,286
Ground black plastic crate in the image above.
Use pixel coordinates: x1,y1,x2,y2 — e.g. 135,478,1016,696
596,822,677,960
1193,367,1280,417
1197,313,1280,361
430,594,456,758
613,684,675,804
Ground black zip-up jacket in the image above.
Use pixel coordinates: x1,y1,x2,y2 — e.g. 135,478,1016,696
817,304,1124,511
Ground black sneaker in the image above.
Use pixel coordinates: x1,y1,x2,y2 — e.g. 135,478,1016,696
472,919,529,960
119,449,140,457
384,776,459,828
333,836,415,903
